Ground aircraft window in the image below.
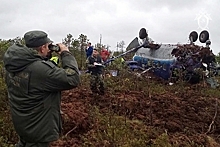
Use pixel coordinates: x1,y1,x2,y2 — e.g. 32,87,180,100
163,64,167,70
152,62,156,68
148,60,153,67
140,53,145,57
156,62,161,68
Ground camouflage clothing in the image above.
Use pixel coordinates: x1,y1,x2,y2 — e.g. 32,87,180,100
86,54,105,94
90,74,104,95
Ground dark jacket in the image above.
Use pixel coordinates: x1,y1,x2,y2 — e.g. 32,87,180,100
86,46,93,58
3,44,80,143
86,55,103,75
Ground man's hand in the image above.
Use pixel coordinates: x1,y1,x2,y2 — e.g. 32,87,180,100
57,43,69,54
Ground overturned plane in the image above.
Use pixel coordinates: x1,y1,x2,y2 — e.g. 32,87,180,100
122,28,219,86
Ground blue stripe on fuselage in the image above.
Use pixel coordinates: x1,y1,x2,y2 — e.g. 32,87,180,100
133,55,176,80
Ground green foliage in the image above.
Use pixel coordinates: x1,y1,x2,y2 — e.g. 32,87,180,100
104,67,166,95
215,52,220,63
0,40,10,62
0,39,21,146
70,46,87,70
0,37,25,62
1,35,220,146
82,106,171,147
62,33,89,70
201,87,220,97
153,133,172,147
0,65,17,146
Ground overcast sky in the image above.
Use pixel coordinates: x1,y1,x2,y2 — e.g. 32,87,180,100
0,0,219,54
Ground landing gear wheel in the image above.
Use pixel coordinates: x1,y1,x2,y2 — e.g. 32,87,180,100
199,30,209,43
189,31,198,42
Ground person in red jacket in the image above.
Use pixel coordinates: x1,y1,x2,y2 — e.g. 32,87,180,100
100,47,110,62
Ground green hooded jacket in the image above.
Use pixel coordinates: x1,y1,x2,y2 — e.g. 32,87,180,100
3,44,80,143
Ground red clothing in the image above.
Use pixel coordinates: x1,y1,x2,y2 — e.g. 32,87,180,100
100,49,110,62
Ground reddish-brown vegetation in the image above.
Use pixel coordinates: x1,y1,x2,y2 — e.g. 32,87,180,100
51,74,220,147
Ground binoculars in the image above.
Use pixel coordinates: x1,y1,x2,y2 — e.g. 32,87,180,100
48,44,60,52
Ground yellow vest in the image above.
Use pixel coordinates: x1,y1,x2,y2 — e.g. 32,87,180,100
50,56,59,65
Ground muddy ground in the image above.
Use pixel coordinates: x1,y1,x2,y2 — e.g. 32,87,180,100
51,74,220,147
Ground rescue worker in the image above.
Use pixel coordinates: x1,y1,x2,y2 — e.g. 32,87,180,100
100,47,110,62
139,28,154,44
3,30,80,147
85,42,93,58
86,48,105,95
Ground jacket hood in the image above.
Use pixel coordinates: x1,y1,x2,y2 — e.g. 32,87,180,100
3,44,41,73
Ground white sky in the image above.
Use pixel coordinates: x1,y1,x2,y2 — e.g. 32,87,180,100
0,0,219,54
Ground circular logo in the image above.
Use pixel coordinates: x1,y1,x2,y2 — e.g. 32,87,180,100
195,10,211,30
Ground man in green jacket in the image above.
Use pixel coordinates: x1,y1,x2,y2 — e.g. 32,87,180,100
3,30,80,147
